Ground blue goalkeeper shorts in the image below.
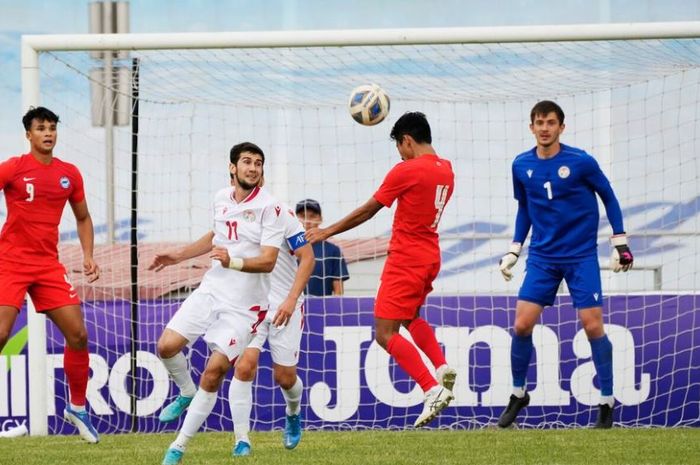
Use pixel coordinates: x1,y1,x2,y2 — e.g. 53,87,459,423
518,258,603,309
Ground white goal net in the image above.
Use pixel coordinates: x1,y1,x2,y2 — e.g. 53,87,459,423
7,24,699,435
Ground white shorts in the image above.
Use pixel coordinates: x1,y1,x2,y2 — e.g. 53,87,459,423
166,289,261,362
248,299,304,367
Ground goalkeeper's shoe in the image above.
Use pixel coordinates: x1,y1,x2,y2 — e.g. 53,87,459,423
283,413,302,449
594,404,614,429
162,444,185,465
232,441,252,457
63,407,99,444
497,392,530,428
436,365,457,391
159,395,193,423
413,385,454,428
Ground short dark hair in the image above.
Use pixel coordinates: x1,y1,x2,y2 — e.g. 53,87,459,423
390,111,432,144
230,141,265,165
295,199,322,215
530,100,565,125
22,107,59,131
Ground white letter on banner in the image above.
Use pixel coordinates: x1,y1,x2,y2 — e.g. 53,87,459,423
436,327,478,406
0,356,7,417
571,325,651,405
309,326,372,422
365,328,423,407
528,325,569,406
47,353,112,415
10,355,27,416
109,351,169,416
607,325,650,405
571,325,649,406
472,325,513,406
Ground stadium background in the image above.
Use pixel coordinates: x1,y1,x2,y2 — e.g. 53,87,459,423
0,0,699,446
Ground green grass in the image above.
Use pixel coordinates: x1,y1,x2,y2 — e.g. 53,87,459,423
0,429,698,465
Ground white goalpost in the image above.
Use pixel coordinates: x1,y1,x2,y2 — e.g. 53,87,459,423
18,22,700,436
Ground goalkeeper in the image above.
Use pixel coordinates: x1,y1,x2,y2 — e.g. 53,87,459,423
497,100,634,429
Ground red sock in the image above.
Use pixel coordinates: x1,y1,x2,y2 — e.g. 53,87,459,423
387,334,437,392
407,318,447,369
64,346,89,407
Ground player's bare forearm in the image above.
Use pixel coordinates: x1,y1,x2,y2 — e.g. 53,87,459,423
76,213,95,259
210,245,280,272
332,279,344,295
240,245,280,273
287,243,315,302
310,197,383,242
178,231,215,261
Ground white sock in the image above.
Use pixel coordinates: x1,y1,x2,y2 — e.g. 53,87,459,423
173,388,217,448
281,376,303,416
229,377,253,444
161,352,197,397
512,386,526,398
600,395,614,407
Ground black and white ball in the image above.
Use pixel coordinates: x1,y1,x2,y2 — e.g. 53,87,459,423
348,84,390,126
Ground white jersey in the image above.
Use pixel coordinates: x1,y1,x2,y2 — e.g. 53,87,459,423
269,204,308,304
198,186,285,312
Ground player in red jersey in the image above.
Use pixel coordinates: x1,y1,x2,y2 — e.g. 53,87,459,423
306,112,456,427
0,107,100,442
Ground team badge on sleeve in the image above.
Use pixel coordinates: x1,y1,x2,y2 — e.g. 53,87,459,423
59,176,71,188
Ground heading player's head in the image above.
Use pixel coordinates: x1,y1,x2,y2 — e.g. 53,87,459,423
390,112,432,160
229,142,265,190
23,106,60,155
529,100,565,149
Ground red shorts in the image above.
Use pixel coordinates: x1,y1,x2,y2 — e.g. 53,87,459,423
374,260,440,320
0,260,80,312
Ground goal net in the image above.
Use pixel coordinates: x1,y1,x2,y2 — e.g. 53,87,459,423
8,24,699,435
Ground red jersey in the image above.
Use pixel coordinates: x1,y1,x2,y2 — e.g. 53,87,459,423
373,153,454,265
0,153,85,263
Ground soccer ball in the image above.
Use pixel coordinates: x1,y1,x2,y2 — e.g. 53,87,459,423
348,84,390,126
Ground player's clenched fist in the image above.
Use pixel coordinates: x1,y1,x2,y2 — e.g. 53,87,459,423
498,243,522,281
83,257,100,283
610,234,634,272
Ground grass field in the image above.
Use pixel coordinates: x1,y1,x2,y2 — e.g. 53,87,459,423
0,429,698,465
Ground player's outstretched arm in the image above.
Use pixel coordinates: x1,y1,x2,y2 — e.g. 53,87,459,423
70,199,100,283
272,242,314,327
305,197,383,244
585,159,633,272
210,245,280,273
498,200,530,282
149,231,214,272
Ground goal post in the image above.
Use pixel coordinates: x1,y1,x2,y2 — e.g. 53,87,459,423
18,22,700,436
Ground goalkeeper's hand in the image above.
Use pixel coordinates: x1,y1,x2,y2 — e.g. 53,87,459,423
611,234,634,272
499,243,522,281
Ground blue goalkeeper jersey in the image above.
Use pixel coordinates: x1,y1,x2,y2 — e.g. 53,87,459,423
511,143,624,263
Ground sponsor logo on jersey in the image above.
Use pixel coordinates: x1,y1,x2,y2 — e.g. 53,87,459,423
59,176,70,189
526,169,533,178
558,166,570,179
229,338,237,347
243,209,256,222
22,177,35,182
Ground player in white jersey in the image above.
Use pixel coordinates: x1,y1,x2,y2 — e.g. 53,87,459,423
229,202,314,457
150,142,286,465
